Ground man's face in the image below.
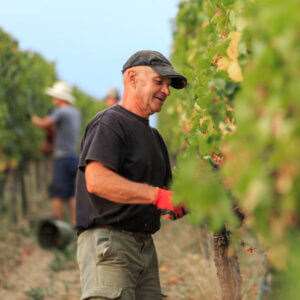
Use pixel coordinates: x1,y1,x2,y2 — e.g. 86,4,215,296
52,98,69,107
134,67,171,116
105,96,118,107
52,98,60,107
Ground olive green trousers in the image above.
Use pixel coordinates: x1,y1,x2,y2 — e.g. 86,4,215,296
77,227,163,300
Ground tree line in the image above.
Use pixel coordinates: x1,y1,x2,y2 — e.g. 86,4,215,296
0,28,105,221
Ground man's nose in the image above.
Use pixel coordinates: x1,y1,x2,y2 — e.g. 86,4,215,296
162,83,170,96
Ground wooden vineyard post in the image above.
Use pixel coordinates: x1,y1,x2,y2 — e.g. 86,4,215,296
19,164,28,217
0,172,8,213
7,168,18,223
213,230,241,300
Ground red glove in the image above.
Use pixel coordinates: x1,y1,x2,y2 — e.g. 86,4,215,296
154,188,187,220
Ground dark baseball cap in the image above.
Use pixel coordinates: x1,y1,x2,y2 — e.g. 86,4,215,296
122,50,187,89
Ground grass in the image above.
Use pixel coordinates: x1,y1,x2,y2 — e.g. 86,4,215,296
49,242,76,272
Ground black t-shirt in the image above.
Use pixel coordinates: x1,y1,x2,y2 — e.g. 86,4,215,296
75,105,172,234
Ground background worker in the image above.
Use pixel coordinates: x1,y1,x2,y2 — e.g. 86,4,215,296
75,50,187,299
32,81,81,225
104,87,120,107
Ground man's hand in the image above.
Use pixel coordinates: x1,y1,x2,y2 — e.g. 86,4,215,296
31,115,40,125
31,115,54,129
154,188,187,220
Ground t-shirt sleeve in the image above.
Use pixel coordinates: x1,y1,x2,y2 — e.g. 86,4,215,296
161,140,172,187
50,108,64,123
78,121,124,172
153,128,172,187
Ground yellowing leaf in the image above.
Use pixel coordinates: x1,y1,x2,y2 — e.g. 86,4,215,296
227,32,241,60
181,119,192,134
201,20,210,29
242,180,265,213
267,245,288,270
228,60,243,82
213,32,243,81
219,120,236,135
193,103,201,112
216,56,230,71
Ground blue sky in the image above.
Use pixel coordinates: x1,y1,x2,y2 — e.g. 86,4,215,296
0,0,180,99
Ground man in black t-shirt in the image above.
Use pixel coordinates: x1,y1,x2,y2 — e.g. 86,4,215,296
76,50,187,300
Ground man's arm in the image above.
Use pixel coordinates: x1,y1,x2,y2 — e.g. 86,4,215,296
31,115,55,129
85,161,157,204
85,161,187,220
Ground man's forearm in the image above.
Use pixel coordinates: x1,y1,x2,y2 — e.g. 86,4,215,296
31,115,54,129
85,161,157,204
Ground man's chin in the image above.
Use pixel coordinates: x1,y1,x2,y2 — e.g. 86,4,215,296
151,109,161,115
151,103,163,114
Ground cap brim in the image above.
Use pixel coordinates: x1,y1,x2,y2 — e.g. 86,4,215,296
152,65,187,89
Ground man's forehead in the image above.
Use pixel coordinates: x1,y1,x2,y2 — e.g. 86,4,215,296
136,66,168,78
129,65,157,74
126,66,171,83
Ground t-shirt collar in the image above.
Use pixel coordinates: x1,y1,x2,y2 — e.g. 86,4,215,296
113,105,149,126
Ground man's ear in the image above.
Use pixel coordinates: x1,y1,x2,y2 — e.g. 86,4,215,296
127,69,136,88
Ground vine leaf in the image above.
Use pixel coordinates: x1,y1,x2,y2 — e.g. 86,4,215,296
214,31,243,82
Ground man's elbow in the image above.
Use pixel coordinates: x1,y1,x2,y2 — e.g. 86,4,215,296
86,179,95,194
85,171,98,194
85,162,102,194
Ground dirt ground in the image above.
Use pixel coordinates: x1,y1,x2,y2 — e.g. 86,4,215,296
0,219,266,300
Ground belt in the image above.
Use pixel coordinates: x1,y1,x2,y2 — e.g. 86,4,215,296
77,224,151,239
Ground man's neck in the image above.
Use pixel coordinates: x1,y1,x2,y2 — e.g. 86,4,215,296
57,102,71,108
121,96,149,119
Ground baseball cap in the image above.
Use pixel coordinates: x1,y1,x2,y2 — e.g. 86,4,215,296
122,50,187,89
